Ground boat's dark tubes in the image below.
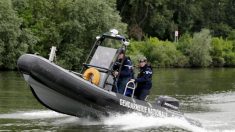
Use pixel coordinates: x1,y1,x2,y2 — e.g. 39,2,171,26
18,54,118,118
17,29,201,127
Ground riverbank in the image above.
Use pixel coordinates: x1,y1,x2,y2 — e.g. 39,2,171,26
1,28,235,70
1,65,235,72
128,31,235,68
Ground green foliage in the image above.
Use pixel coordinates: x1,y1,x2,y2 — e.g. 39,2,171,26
210,23,232,38
11,0,126,70
212,57,225,67
128,29,235,68
210,36,235,67
188,29,212,67
211,38,224,57
1,0,235,70
223,52,235,66
211,37,225,67
57,45,83,70
126,40,146,65
227,30,235,40
55,0,126,68
177,33,192,56
128,37,187,67
117,0,235,40
0,0,27,70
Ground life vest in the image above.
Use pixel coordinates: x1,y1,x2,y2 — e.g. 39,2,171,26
83,67,100,86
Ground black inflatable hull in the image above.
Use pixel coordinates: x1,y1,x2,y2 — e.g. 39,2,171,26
17,54,201,126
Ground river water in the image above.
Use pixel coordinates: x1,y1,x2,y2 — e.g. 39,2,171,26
0,69,234,131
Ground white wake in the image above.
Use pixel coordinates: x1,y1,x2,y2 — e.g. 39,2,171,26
0,110,234,132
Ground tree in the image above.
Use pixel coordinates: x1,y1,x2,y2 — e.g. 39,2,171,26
225,0,235,29
117,0,235,40
177,33,192,56
117,0,175,40
0,0,27,70
128,37,187,67
57,0,127,69
211,37,225,67
12,0,127,70
188,29,212,67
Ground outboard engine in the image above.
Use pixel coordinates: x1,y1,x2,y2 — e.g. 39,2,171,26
155,96,180,111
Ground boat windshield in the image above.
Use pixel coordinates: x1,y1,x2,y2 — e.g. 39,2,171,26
102,37,123,49
89,46,117,69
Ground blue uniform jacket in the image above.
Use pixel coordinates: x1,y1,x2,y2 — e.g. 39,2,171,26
113,57,133,78
135,65,152,90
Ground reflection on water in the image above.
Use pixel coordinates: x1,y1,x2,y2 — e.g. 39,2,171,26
152,68,235,96
0,69,235,131
0,72,43,114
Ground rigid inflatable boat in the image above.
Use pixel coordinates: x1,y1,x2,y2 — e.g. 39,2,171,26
17,30,201,126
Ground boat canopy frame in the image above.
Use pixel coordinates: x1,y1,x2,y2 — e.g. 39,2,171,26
80,31,129,91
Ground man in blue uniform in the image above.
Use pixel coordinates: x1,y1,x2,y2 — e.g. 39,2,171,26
131,57,152,100
113,50,133,94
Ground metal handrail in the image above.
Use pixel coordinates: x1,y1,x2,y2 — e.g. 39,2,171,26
123,81,136,98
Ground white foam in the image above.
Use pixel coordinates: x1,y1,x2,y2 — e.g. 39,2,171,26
0,110,67,120
51,116,101,126
47,112,205,131
102,112,205,131
201,91,235,103
1,110,235,132
187,112,235,132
